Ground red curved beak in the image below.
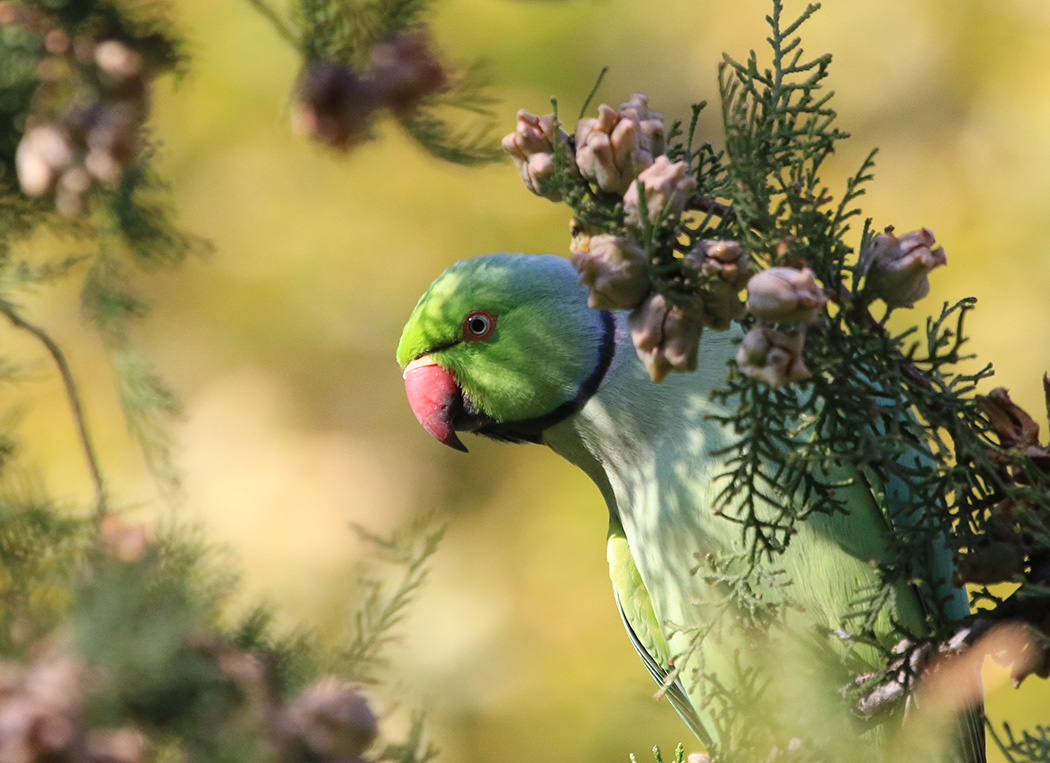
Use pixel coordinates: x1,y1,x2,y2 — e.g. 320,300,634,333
403,356,468,452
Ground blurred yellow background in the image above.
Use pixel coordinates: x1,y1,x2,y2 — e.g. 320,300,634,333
6,0,1050,760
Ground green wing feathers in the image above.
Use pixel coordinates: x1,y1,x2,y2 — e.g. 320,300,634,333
607,517,713,748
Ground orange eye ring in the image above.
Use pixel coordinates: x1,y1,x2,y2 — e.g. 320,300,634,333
463,310,496,341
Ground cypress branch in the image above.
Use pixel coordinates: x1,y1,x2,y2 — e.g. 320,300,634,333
0,299,108,517
341,520,446,683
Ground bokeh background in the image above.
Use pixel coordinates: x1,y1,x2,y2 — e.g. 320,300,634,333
6,0,1050,760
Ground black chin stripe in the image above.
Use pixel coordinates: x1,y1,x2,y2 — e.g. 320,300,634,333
471,309,617,444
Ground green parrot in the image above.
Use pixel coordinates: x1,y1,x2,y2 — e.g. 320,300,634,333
396,252,981,759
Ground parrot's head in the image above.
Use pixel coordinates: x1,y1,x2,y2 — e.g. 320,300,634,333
397,253,615,451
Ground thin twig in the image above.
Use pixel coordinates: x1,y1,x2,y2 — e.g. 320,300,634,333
578,66,609,121
687,194,737,222
0,300,108,518
832,283,941,397
243,0,301,48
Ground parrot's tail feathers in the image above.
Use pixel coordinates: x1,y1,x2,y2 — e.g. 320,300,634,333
613,587,714,748
663,673,714,751
956,701,986,763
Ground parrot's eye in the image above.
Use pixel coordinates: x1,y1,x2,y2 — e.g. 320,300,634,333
463,310,496,341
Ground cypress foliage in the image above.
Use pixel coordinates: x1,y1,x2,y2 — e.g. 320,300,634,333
500,1,1050,760
2,0,1047,761
0,2,447,761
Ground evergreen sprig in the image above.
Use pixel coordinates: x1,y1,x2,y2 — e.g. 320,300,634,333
0,0,208,503
499,0,1050,758
631,743,687,763
718,2,845,260
246,0,502,163
373,709,441,763
0,500,444,761
693,7,1050,690
991,723,1050,763
341,519,446,684
706,0,864,561
1,4,444,761
293,0,433,66
396,60,502,166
